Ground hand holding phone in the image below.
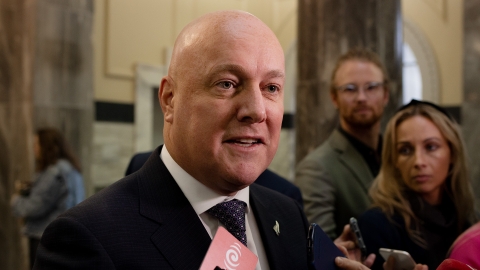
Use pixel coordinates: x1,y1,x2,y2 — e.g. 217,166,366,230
349,217,367,260
379,248,416,270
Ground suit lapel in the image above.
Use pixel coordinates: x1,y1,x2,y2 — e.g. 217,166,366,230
250,187,288,269
137,146,212,269
330,130,373,193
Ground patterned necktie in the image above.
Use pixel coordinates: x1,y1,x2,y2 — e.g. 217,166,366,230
207,199,247,246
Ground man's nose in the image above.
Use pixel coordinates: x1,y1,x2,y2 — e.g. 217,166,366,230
236,85,266,123
355,88,368,101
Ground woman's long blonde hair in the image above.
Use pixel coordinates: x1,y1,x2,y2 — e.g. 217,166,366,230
370,102,476,246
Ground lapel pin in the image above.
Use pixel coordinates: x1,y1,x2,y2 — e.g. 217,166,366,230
273,220,280,236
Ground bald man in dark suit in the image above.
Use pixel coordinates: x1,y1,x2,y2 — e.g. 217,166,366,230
35,10,369,270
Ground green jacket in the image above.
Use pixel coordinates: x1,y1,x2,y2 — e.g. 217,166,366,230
295,129,374,239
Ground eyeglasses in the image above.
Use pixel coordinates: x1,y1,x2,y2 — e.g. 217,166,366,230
335,82,384,99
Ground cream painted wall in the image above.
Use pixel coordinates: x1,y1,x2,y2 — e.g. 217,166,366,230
93,0,297,104
402,0,463,106
95,0,463,106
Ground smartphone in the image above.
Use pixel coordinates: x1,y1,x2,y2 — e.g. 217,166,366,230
307,223,346,270
379,248,416,270
349,217,367,260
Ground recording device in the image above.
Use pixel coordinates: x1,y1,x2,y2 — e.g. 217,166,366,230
349,217,367,260
379,248,416,270
307,223,346,270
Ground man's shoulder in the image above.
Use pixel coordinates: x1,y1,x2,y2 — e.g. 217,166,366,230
125,151,153,175
250,183,302,210
61,173,140,221
297,131,347,167
53,169,170,240
255,170,302,201
251,182,292,198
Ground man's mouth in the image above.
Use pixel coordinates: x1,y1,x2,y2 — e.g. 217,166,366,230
354,106,371,112
227,138,262,147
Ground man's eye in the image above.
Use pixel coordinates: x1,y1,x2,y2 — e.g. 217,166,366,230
343,85,357,92
266,85,279,93
217,81,234,89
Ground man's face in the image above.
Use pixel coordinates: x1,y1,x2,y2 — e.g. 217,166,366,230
331,60,388,129
162,19,285,195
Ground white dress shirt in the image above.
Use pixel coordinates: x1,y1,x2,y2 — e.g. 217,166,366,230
160,146,269,270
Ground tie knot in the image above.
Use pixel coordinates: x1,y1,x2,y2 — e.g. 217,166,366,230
207,199,247,246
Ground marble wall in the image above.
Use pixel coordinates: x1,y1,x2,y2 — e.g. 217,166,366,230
91,122,135,190
33,0,94,195
462,0,480,211
0,1,94,268
296,0,403,163
0,0,36,269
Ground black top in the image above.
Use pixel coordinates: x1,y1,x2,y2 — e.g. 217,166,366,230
358,192,465,270
338,127,382,177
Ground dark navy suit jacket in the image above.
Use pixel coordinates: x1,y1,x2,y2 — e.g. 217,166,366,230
126,151,304,208
35,146,310,269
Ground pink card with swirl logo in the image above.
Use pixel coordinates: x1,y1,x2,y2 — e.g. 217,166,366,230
200,226,258,270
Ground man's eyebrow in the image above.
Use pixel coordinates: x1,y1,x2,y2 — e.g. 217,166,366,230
266,70,285,79
208,64,247,75
208,64,285,78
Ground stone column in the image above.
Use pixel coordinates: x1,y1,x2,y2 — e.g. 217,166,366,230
462,0,480,210
33,0,94,195
0,0,36,269
296,0,403,163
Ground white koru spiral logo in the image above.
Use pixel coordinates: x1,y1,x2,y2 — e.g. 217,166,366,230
224,242,242,270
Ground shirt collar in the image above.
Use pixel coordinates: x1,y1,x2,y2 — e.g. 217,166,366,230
160,145,250,215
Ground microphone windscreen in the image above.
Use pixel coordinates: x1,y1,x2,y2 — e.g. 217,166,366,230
437,259,476,270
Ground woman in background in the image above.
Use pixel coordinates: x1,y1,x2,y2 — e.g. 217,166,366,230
358,100,476,270
11,127,85,268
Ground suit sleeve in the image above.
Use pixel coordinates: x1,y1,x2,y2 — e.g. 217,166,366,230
34,216,116,269
295,157,337,239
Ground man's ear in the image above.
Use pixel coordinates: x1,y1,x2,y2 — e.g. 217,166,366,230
330,91,339,109
383,87,390,106
159,76,175,123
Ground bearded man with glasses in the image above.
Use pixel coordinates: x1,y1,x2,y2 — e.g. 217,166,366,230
295,48,389,240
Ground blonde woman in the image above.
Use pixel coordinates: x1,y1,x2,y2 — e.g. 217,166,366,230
358,100,476,270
